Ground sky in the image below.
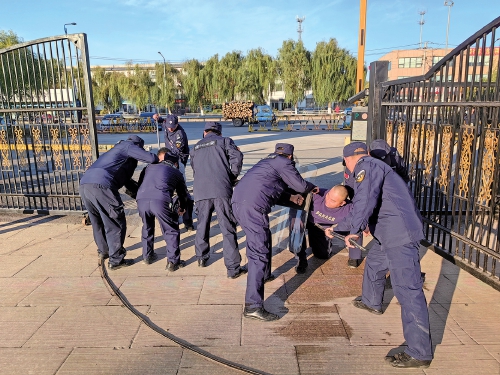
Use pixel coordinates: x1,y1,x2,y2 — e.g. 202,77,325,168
2,0,500,67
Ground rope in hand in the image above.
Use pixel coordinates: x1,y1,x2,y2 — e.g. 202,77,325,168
313,223,368,252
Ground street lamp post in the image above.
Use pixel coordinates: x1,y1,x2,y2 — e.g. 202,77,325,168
157,51,167,150
64,23,77,35
444,1,454,50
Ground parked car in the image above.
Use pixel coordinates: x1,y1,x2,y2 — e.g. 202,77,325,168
202,105,212,113
254,105,276,123
100,114,124,127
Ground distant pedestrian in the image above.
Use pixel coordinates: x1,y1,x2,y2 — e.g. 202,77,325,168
163,114,194,231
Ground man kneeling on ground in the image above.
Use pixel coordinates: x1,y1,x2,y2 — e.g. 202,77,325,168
294,185,362,273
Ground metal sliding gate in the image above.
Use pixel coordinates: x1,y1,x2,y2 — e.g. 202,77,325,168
0,34,97,214
379,16,500,288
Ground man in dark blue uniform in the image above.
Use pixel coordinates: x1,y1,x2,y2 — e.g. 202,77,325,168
79,135,159,270
190,122,246,278
331,142,432,369
136,148,189,271
164,114,194,231
232,143,318,321
369,139,409,183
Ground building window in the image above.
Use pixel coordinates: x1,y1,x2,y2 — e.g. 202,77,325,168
398,57,423,69
432,56,443,65
467,74,489,82
469,55,490,66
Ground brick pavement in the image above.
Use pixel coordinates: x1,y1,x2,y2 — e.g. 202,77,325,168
0,129,499,374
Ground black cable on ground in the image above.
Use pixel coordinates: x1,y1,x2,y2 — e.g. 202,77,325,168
99,259,270,375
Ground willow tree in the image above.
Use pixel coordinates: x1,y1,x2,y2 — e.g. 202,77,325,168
277,40,311,114
311,39,357,113
0,30,50,105
200,54,219,104
91,67,123,113
216,51,243,102
119,63,154,113
150,62,178,113
181,59,204,114
237,48,275,103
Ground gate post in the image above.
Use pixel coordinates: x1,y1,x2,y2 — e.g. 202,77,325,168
367,61,389,145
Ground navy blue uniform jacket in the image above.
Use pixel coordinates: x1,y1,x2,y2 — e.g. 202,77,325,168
190,133,243,201
80,139,158,191
136,161,189,210
232,153,315,214
336,156,423,247
164,125,189,165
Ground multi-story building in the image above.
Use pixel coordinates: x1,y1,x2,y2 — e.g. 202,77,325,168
379,46,499,81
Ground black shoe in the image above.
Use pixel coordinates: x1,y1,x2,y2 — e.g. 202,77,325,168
184,225,195,232
166,260,186,272
243,307,279,322
352,296,383,315
387,352,431,368
295,260,308,274
264,274,276,284
143,253,158,265
108,258,134,270
98,252,109,260
228,265,248,279
348,258,362,268
198,258,208,267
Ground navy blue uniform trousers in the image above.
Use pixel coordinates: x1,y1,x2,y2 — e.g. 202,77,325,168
362,240,432,361
79,183,126,266
137,199,180,264
195,198,242,277
232,202,272,308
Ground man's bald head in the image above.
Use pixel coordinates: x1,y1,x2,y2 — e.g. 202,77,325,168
325,185,349,209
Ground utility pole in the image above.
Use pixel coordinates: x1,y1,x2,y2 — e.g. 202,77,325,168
157,51,167,149
296,16,305,42
418,11,426,49
444,1,454,50
356,0,367,93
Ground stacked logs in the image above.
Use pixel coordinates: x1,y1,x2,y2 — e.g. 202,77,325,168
222,101,254,119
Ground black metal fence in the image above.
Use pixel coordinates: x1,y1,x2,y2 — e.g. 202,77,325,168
0,34,97,214
377,16,500,288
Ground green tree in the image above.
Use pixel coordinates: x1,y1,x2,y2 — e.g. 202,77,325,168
277,40,311,114
119,63,154,113
0,30,22,48
0,30,48,105
200,54,219,104
150,62,178,113
91,67,123,113
311,38,357,113
181,59,204,114
237,48,275,103
216,51,243,101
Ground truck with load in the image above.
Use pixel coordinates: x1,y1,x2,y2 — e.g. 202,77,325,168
223,101,276,127
222,101,254,127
